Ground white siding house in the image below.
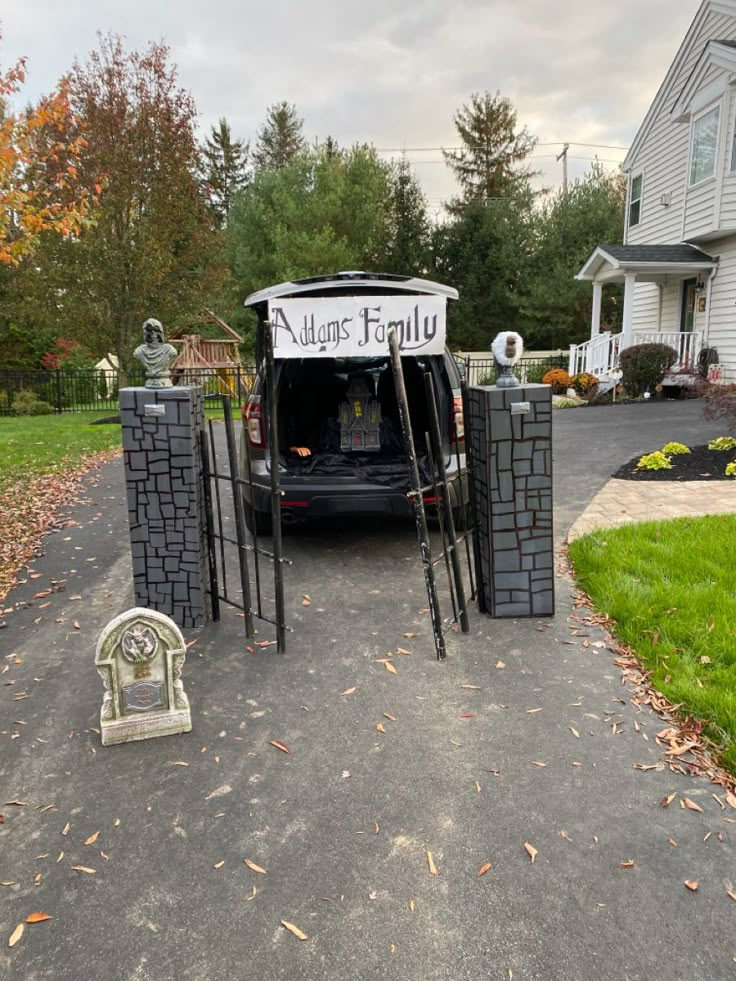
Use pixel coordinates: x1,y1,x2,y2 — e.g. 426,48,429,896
572,0,736,385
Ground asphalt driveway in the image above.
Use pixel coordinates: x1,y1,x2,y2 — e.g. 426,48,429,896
1,399,733,981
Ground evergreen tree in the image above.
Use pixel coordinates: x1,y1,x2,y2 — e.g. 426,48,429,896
200,117,249,225
522,164,626,349
433,186,537,351
252,102,305,171
385,155,431,276
443,91,537,207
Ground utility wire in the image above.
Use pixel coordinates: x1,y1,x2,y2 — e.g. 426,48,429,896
373,141,629,152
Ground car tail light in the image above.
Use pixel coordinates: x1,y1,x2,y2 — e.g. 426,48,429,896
451,396,465,443
243,400,265,449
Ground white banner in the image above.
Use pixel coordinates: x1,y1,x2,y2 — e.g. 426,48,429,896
267,295,446,358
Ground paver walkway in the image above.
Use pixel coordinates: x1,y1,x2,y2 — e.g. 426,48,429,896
568,478,736,540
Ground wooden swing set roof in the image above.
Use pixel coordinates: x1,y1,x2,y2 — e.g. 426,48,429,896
169,310,244,369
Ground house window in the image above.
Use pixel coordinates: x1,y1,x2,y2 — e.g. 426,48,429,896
629,174,643,227
689,104,720,185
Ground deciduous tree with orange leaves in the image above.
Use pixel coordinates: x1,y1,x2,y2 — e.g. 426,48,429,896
0,41,92,265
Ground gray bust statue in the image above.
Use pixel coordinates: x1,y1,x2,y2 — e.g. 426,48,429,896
133,318,178,389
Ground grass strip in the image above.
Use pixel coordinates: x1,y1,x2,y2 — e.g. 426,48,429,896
569,515,736,772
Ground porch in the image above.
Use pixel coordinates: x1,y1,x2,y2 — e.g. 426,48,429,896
570,243,716,380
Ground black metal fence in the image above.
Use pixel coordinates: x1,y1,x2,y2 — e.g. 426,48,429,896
463,354,566,387
0,366,258,416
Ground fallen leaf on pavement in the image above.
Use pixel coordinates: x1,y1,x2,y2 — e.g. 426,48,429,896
409,898,415,911
244,859,267,875
214,861,224,869
73,621,80,630
270,741,291,754
340,687,356,696
726,887,736,902
495,660,505,669
477,863,492,877
683,797,704,813
568,726,580,738
619,860,635,869
376,723,385,733
684,880,699,892
396,647,411,655
383,712,396,721
661,793,676,808
25,913,51,923
725,791,736,810
527,708,542,714
281,920,307,941
385,662,397,675
427,851,439,875
531,761,547,768
302,596,311,607
461,684,480,690
524,843,537,863
169,761,189,767
62,823,70,836
8,923,23,947
403,632,416,638
71,866,96,874
247,886,257,901
84,832,99,846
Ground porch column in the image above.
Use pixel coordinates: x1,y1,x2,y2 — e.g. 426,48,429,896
621,272,636,349
590,281,603,340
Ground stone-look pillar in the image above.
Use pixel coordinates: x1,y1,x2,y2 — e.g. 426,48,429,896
468,383,554,618
119,386,210,629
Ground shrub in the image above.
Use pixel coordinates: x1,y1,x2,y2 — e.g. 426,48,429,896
708,436,736,451
726,462,736,477
637,451,672,471
12,389,54,416
619,343,678,398
571,372,599,397
661,441,690,455
542,368,572,393
703,384,736,434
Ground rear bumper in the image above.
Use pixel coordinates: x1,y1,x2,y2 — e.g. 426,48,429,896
243,472,463,521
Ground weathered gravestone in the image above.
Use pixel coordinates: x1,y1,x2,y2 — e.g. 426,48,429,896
95,607,192,746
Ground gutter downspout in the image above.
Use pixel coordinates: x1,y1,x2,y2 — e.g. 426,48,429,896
703,265,717,348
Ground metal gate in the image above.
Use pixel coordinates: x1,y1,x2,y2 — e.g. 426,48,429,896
387,328,478,660
201,327,291,652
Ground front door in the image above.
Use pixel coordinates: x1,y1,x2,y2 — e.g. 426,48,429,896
680,278,697,332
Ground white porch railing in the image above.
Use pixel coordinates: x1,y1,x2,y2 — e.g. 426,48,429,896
568,332,624,377
568,331,703,377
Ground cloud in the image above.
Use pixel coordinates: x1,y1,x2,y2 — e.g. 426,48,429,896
1,0,700,205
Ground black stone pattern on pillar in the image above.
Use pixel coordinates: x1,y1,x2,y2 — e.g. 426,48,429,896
119,386,211,628
467,383,554,618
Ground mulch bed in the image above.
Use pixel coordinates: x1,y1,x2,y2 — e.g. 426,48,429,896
613,444,736,481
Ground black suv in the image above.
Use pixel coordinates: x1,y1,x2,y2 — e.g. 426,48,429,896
239,272,465,534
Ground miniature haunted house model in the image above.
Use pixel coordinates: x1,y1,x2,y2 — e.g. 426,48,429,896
339,374,381,452
168,311,249,400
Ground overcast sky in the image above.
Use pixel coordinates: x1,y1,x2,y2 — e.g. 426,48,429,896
3,0,698,212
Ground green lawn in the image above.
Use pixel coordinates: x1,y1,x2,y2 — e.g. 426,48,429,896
0,413,122,494
569,515,736,770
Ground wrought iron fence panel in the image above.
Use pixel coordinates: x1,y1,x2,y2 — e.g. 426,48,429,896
463,355,566,388
0,366,257,416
